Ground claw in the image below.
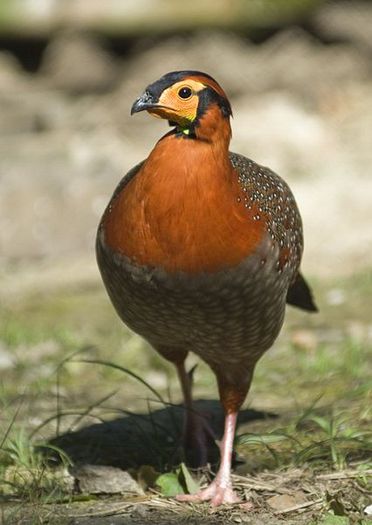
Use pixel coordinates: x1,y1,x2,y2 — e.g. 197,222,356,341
176,480,242,506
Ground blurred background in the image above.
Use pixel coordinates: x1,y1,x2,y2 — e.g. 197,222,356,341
1,0,372,280
0,0,371,445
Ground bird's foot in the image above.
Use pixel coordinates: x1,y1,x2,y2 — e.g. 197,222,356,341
176,480,242,507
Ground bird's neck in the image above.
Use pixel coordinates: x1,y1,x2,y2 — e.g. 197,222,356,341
102,111,265,274
193,104,232,146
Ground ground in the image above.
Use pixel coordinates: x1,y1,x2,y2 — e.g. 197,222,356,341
0,9,372,525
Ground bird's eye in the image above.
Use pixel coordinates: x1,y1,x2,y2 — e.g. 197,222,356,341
178,86,193,99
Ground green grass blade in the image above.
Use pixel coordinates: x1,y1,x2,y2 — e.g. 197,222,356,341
75,358,166,403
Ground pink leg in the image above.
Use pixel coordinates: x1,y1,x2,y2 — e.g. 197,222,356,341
177,411,241,506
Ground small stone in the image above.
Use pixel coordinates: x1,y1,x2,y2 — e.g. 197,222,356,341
70,464,144,495
267,491,307,511
132,504,150,518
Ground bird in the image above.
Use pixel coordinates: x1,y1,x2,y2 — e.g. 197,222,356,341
96,70,317,506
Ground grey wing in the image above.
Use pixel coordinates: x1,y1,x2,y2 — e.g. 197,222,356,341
229,151,304,273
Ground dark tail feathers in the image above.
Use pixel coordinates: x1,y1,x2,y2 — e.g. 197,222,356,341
286,272,318,312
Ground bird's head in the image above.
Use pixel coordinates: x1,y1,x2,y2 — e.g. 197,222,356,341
131,70,232,141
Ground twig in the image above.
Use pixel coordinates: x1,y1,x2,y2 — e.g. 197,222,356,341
232,474,291,494
273,498,323,514
68,503,133,518
316,469,372,480
144,496,183,509
67,496,173,519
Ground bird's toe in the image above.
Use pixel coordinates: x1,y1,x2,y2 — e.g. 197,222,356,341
210,485,241,507
176,481,242,507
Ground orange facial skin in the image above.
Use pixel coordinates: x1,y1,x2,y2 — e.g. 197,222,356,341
148,79,204,126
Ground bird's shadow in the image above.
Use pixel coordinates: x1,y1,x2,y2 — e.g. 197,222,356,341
48,400,276,470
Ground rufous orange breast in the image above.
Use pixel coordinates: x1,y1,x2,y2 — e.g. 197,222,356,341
102,133,266,274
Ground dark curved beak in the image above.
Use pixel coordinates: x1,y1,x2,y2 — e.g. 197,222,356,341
130,90,157,115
